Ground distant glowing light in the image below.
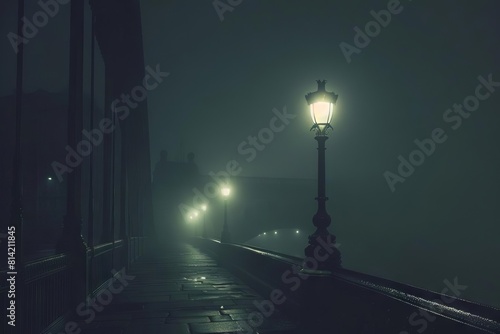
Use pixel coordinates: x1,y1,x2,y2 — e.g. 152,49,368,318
274,231,277,234
201,204,207,211
200,276,206,280
47,177,52,181
263,232,266,235
296,230,299,233
221,185,231,197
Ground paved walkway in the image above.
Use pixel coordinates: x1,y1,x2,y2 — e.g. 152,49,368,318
78,242,297,334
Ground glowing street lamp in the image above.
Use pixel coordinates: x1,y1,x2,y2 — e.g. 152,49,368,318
220,185,231,243
305,80,337,135
201,204,208,238
221,186,231,197
187,211,200,236
304,80,341,270
194,211,199,234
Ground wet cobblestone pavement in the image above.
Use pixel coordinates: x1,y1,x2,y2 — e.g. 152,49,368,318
78,242,297,334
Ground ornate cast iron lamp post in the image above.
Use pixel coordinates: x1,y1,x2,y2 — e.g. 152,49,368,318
304,80,341,270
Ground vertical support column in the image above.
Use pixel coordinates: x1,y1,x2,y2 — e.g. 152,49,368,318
89,0,153,257
111,108,116,267
87,10,96,294
119,134,130,267
125,122,139,242
57,0,88,306
133,0,155,242
101,65,113,243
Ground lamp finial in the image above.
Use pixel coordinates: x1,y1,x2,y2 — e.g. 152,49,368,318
316,79,327,91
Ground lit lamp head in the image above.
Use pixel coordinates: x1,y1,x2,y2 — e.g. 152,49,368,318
201,204,207,212
305,80,338,136
221,185,231,198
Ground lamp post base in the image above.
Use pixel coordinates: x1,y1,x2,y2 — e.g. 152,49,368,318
304,230,341,271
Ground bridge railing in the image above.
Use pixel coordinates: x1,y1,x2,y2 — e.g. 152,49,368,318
0,253,73,334
0,236,149,334
190,237,500,334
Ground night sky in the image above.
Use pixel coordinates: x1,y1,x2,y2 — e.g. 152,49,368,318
1,0,499,307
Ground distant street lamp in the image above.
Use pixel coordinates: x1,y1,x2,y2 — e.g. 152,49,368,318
201,204,208,238
220,185,231,243
304,80,341,270
194,210,200,235
188,212,199,236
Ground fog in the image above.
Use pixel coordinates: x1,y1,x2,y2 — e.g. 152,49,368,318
1,0,499,308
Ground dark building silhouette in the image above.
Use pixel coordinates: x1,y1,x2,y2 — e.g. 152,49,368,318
153,149,169,186
152,150,203,239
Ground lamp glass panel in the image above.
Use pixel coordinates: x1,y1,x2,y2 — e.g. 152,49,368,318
311,102,333,124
